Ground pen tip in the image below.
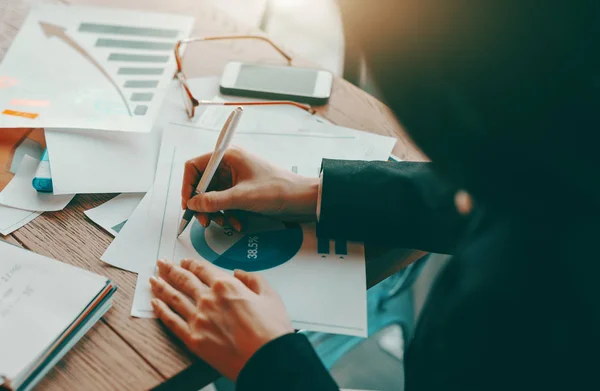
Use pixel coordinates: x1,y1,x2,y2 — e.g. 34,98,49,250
177,219,188,237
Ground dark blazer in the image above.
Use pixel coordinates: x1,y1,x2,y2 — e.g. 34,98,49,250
236,160,599,390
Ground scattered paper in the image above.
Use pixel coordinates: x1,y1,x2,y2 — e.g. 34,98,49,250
100,191,154,273
45,126,162,195
0,4,194,132
0,155,74,212
84,193,145,236
0,130,44,234
0,204,40,236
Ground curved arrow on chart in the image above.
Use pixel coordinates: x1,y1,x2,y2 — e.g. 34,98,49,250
39,21,133,117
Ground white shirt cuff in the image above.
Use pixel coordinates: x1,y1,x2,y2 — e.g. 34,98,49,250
316,171,323,222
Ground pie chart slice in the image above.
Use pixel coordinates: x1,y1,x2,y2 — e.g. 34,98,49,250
189,217,303,272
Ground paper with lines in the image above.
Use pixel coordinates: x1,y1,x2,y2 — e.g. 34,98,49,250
0,4,193,132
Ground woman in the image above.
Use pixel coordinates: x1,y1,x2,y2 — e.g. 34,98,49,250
149,1,599,390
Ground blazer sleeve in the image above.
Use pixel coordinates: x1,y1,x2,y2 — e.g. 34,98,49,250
316,159,469,254
236,333,339,391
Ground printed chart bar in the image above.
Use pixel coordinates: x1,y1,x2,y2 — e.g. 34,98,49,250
108,53,169,63
2,109,38,119
134,105,148,116
334,240,348,256
118,68,164,75
111,220,127,233
131,92,154,102
317,237,330,254
124,80,159,88
79,23,179,38
96,38,174,51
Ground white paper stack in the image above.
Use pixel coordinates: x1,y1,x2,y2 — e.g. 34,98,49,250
0,240,116,391
98,78,398,337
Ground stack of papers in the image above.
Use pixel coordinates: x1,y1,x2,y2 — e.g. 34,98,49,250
0,240,115,391
97,77,397,337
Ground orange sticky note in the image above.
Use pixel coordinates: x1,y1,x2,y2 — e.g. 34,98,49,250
2,109,39,119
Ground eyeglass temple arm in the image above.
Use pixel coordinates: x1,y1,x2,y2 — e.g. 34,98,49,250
179,35,292,65
198,100,315,114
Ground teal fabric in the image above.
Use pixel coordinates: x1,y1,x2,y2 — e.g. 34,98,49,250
304,256,428,369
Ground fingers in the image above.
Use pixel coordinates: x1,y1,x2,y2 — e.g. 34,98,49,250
156,259,206,300
151,298,190,342
182,154,212,209
208,212,226,227
150,276,196,320
224,210,243,232
181,258,230,287
187,187,243,214
196,212,210,227
195,211,242,231
234,269,269,294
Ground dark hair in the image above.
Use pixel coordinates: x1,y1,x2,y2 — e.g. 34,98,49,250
340,1,600,214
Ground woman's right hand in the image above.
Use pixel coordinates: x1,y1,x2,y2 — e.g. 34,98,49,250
182,148,320,230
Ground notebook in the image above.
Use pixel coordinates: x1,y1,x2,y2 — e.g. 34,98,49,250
0,240,116,391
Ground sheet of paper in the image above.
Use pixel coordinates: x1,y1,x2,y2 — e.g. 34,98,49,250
45,126,162,194
0,155,74,211
0,204,40,236
133,126,374,337
84,193,144,236
100,191,153,273
0,240,108,382
0,4,193,132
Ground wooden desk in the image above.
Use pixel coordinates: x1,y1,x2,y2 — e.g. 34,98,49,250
1,1,426,389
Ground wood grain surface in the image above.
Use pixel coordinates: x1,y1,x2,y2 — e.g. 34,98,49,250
1,0,427,389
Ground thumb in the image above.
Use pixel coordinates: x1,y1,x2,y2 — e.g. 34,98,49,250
234,269,269,294
187,188,241,213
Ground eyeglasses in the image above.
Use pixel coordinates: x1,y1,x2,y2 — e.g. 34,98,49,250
174,35,315,119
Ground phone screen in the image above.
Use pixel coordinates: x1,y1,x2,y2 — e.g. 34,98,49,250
234,64,318,96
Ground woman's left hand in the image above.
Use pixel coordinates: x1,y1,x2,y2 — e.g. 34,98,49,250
149,258,294,381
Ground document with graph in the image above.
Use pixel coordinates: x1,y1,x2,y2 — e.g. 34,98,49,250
0,4,193,132
132,125,372,337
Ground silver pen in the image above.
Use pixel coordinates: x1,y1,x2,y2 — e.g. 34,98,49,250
177,107,244,237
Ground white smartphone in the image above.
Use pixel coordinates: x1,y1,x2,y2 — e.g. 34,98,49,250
220,61,334,105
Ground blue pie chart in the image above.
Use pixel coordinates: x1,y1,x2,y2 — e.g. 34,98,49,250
189,215,303,272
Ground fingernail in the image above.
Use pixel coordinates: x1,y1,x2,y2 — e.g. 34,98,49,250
149,276,158,285
151,298,159,307
201,217,209,228
231,219,242,232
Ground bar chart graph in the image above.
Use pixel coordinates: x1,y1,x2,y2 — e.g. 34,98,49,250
76,22,180,117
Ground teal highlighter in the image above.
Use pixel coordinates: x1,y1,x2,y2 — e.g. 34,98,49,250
32,149,53,193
